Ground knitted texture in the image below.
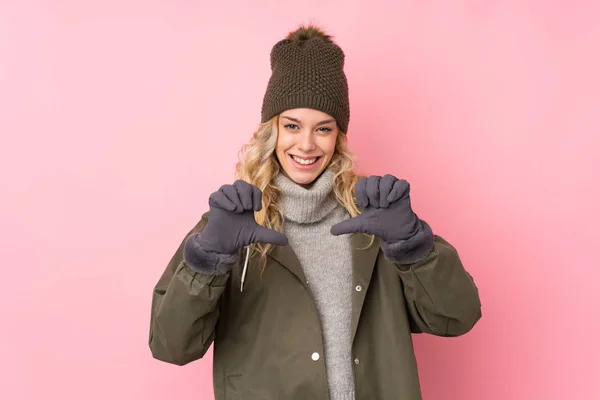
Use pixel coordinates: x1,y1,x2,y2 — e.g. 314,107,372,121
275,169,356,400
261,26,350,133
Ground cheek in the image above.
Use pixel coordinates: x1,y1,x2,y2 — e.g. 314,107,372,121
320,136,337,157
276,131,291,154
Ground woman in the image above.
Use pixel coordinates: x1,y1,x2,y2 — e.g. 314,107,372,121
149,25,481,400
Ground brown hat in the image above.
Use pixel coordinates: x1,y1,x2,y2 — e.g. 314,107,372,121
261,25,350,133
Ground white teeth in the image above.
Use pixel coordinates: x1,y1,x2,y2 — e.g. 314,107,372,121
292,156,317,165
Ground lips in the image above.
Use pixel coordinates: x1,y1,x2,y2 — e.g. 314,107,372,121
291,155,318,165
289,154,322,169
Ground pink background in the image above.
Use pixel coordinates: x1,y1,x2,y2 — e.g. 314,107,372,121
1,1,599,399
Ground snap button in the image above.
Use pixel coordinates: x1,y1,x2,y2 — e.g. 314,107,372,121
355,285,362,292
311,352,320,361
354,358,360,364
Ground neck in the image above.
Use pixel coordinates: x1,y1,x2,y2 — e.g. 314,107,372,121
275,169,338,224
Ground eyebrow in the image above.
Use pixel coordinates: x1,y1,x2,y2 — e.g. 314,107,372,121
281,116,336,126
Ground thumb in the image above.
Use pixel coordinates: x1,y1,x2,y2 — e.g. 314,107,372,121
330,216,363,236
252,225,289,246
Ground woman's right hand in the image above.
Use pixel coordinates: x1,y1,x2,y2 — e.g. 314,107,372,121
192,180,288,255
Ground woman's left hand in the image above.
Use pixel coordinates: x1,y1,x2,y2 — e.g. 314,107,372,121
330,174,421,243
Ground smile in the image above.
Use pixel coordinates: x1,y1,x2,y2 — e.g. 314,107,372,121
291,155,319,165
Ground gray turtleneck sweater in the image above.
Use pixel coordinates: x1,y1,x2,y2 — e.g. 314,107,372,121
274,170,355,400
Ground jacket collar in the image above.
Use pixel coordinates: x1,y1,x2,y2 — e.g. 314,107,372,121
268,232,380,343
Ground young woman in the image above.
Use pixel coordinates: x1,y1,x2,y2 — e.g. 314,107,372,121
149,25,481,400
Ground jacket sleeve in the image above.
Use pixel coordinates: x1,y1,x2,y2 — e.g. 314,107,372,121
148,212,236,366
387,233,482,337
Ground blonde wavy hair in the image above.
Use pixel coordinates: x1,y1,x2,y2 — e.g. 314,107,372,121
235,115,366,271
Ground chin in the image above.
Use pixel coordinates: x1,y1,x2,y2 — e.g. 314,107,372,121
284,166,325,186
277,152,330,186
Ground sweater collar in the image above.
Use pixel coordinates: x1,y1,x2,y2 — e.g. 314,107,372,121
274,169,339,224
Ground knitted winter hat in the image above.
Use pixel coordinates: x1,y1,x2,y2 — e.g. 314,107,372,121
261,25,350,133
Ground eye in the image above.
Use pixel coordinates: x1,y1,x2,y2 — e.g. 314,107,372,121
318,127,333,132
284,124,299,130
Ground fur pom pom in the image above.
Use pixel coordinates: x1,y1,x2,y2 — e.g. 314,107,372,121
286,24,333,43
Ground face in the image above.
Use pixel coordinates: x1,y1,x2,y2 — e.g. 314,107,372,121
275,108,339,186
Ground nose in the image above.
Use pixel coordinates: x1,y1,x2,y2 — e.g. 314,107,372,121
297,131,316,153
